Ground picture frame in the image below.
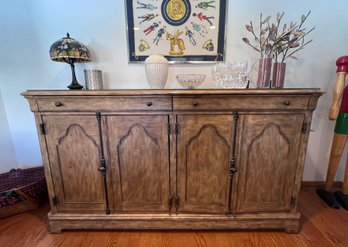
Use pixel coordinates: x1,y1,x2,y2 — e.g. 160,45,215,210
125,0,228,63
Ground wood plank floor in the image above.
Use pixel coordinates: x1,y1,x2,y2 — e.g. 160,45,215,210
0,186,347,247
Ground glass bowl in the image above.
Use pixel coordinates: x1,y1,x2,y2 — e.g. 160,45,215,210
176,74,206,89
212,61,249,89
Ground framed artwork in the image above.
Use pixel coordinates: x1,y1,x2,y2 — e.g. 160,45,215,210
125,0,228,63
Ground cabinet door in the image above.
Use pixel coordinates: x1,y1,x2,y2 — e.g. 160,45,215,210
177,115,234,214
107,115,169,212
235,114,304,213
43,115,106,213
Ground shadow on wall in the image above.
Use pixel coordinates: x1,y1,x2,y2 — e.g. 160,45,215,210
0,90,18,173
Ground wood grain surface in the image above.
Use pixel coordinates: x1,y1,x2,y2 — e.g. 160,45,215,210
35,96,172,112
173,95,310,110
43,115,106,213
21,88,324,96
22,89,323,233
106,115,170,212
0,186,347,247
235,114,304,213
176,115,234,214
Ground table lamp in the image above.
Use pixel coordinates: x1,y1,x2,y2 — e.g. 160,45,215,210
49,33,91,90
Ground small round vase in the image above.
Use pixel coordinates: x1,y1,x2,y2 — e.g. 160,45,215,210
145,54,168,89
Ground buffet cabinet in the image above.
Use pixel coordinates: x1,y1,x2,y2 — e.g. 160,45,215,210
22,89,323,233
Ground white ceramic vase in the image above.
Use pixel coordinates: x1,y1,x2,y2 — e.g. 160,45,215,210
144,54,168,89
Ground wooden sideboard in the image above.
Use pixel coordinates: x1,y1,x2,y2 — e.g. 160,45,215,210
22,89,323,233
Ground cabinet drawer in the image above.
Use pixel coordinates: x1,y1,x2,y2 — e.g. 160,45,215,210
36,96,172,112
173,95,310,111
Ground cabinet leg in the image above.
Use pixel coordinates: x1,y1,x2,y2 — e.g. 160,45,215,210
48,224,63,234
285,222,300,234
285,226,300,234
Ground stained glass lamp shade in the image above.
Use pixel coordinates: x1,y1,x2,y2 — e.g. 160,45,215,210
49,33,91,90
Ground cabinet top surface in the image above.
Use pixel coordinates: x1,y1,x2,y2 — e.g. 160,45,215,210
22,88,323,97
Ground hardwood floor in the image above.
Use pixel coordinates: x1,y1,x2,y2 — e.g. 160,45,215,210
0,186,347,247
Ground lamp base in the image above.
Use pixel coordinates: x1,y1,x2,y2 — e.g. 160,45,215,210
67,61,83,90
67,82,83,90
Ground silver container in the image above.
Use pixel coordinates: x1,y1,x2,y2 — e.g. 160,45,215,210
84,69,103,90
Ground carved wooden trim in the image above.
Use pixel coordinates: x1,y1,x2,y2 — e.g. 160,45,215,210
118,124,159,146
186,124,230,147
58,124,100,148
247,123,291,151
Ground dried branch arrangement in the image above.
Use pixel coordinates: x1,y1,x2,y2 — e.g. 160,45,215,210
242,11,315,62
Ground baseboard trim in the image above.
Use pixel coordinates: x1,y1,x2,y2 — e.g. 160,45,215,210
301,181,343,187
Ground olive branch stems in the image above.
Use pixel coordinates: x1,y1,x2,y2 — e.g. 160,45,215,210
243,11,315,63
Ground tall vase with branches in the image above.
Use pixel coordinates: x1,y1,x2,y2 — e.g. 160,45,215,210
243,14,273,88
271,11,315,87
243,11,315,88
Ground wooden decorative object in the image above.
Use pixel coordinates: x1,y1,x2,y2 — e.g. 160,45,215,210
22,89,323,233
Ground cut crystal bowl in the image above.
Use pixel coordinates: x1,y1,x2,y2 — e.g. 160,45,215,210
176,74,206,89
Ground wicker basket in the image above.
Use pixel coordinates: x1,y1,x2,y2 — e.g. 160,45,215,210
0,167,48,219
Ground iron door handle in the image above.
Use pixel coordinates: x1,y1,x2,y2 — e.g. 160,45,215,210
55,102,63,107
146,102,153,107
230,167,238,174
98,167,106,173
192,101,199,107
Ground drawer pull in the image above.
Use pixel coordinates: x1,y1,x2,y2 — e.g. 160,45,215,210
283,100,291,106
192,101,199,107
55,102,63,107
146,102,153,107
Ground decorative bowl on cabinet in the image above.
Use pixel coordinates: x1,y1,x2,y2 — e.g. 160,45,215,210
176,74,206,89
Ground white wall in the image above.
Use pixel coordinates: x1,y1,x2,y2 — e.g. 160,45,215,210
0,0,347,180
0,91,18,172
